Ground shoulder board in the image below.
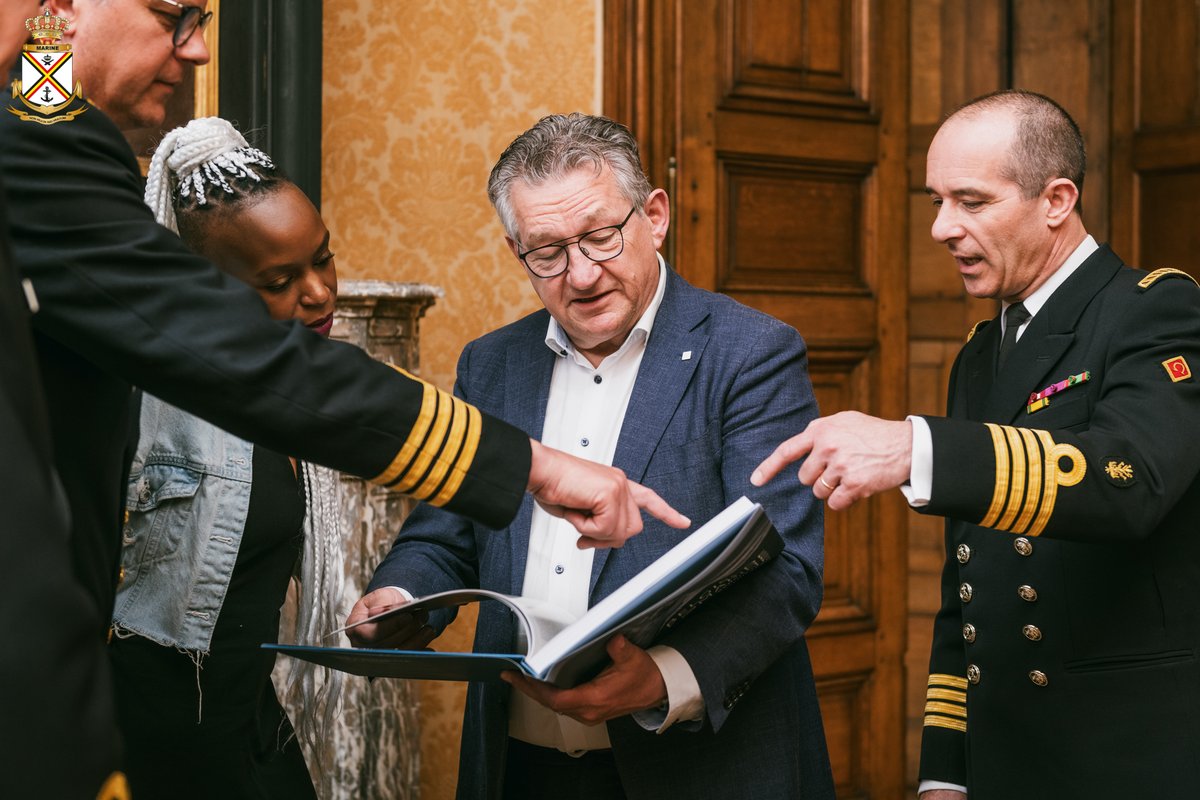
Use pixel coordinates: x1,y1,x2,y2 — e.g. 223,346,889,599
967,319,990,342
1137,268,1199,291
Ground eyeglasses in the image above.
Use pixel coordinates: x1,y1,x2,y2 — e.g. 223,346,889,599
518,206,637,279
153,0,214,48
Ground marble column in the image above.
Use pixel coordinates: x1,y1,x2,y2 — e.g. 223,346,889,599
277,280,443,800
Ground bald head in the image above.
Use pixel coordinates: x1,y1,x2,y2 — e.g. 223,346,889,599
943,90,1086,209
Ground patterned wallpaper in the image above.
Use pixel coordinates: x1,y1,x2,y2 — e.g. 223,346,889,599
322,2,601,797
323,0,601,394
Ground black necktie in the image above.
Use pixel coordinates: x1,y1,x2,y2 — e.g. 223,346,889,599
997,302,1031,370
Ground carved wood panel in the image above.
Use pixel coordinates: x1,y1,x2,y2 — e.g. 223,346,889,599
606,0,909,795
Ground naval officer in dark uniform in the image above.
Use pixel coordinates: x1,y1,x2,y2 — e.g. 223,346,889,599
753,90,1200,799
0,1,126,797
3,0,685,635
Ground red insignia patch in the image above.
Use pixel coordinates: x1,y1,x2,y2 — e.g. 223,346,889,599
1164,356,1192,383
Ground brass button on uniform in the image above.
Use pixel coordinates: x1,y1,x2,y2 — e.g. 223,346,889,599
1014,537,1033,556
957,544,972,564
1029,670,1049,687
959,582,974,603
963,623,976,643
1018,585,1038,602
1022,624,1042,641
967,664,981,684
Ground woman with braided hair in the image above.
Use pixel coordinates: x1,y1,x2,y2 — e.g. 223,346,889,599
109,117,343,799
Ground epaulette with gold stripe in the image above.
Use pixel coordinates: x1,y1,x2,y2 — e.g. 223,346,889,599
369,365,483,507
966,319,990,342
1137,268,1199,291
924,673,967,733
977,423,1085,537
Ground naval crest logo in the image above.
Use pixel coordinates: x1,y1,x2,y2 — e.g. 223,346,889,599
8,10,88,125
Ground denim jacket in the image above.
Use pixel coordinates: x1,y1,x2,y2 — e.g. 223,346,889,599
112,394,253,654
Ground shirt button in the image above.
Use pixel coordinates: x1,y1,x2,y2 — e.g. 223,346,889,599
580,438,590,447
554,564,565,575
593,375,602,384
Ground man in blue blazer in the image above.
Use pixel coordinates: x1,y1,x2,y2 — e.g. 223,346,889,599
349,114,834,799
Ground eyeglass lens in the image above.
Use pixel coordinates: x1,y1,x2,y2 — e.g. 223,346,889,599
174,7,212,47
524,227,625,276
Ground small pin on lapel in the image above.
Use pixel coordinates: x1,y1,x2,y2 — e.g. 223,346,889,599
682,351,692,361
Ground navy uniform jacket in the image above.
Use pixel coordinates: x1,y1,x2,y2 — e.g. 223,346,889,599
0,183,126,798
917,245,1200,798
370,268,835,800
0,96,529,625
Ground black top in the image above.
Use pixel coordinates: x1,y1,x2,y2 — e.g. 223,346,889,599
110,445,315,800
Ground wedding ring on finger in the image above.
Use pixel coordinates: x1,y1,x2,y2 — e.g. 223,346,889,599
818,476,836,491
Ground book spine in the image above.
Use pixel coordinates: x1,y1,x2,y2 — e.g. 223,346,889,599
662,544,777,630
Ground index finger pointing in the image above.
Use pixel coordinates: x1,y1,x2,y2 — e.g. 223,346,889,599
751,431,815,486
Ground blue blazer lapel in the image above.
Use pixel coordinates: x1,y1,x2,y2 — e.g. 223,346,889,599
590,268,710,595
505,318,556,595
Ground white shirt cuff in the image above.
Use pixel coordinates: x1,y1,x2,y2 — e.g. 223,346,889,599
631,645,705,732
901,415,933,507
918,779,968,796
382,586,415,603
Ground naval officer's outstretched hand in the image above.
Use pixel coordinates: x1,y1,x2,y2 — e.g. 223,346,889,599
527,439,690,548
751,411,913,511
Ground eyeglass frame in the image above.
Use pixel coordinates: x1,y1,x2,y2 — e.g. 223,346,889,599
152,0,214,48
517,206,638,279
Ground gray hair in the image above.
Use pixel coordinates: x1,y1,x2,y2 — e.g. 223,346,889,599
487,113,653,241
948,90,1086,207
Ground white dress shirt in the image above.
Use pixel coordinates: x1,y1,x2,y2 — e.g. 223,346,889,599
507,256,705,753
910,235,1097,797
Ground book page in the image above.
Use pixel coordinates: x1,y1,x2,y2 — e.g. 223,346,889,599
334,588,577,655
524,496,760,679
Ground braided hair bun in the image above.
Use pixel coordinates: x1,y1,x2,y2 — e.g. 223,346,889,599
144,117,280,235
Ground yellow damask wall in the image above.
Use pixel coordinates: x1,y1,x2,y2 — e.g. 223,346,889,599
322,2,601,797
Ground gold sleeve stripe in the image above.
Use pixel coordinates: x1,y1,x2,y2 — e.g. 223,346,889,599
924,714,968,733
926,687,967,704
925,701,967,718
1011,426,1043,534
975,424,1085,537
428,403,483,508
410,395,469,500
995,424,1027,531
1026,432,1086,537
979,423,1010,528
96,772,131,800
928,673,968,690
371,366,438,486
393,387,454,494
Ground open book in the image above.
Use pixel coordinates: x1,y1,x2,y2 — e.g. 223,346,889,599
265,496,781,687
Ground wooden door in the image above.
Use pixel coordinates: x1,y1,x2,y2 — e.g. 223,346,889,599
1112,0,1200,280
606,2,910,796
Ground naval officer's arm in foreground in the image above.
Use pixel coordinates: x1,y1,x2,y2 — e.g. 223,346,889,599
753,90,1200,799
2,0,687,624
